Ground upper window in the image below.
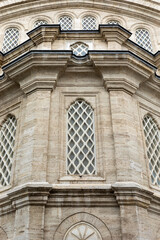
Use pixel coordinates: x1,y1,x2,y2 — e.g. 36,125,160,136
135,29,153,52
2,28,19,53
82,16,97,30
34,20,48,28
67,100,96,175
108,20,119,25
142,115,160,187
0,115,17,186
71,42,88,57
59,15,73,30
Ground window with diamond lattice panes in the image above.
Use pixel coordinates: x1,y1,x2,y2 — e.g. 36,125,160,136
108,20,119,25
135,29,153,52
59,16,72,30
2,28,19,53
142,115,160,187
71,42,88,57
82,16,97,30
67,100,96,175
34,20,48,28
0,116,17,186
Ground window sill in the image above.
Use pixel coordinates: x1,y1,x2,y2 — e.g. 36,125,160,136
58,175,106,183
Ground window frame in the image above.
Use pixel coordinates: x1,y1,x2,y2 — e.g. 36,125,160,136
81,15,98,30
142,114,160,188
0,114,17,187
2,27,20,54
58,92,105,183
66,99,97,176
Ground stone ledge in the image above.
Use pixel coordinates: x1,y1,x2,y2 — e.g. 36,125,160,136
0,182,159,216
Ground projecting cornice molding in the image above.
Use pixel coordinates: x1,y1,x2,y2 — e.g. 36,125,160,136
90,51,156,94
0,182,159,216
0,25,159,94
100,25,132,50
3,51,71,94
112,182,154,208
27,25,60,46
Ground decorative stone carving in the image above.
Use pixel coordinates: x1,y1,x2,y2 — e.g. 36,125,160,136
64,222,102,240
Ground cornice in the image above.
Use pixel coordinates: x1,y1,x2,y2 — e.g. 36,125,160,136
0,182,159,216
0,25,159,95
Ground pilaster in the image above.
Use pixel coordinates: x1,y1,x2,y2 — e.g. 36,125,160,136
112,182,153,240
3,52,70,185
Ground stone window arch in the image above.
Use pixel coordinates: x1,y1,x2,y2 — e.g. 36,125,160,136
64,222,102,240
82,16,97,30
2,27,19,53
135,28,153,52
142,115,160,187
0,115,17,186
70,42,89,57
59,15,73,30
34,19,48,28
67,100,96,175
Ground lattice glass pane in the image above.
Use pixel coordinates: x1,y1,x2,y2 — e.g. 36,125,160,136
71,42,88,56
142,115,160,187
67,100,96,175
135,29,153,52
34,20,48,28
2,28,19,53
82,16,97,30
59,16,72,30
108,20,119,25
0,116,17,186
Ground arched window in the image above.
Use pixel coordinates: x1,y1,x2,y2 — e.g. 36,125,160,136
2,27,19,53
59,15,72,30
34,20,48,28
64,222,102,240
142,115,160,187
135,28,153,52
108,20,119,25
82,16,97,30
71,42,88,57
0,115,17,186
2,28,19,53
67,100,96,175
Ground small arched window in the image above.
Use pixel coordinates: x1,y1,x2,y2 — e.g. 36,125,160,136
108,20,119,25
71,42,88,57
34,20,48,28
0,115,17,186
135,28,153,52
67,100,96,175
142,115,160,187
2,27,19,53
82,16,97,30
59,15,73,30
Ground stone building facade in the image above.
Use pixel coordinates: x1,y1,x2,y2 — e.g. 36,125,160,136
0,0,160,239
